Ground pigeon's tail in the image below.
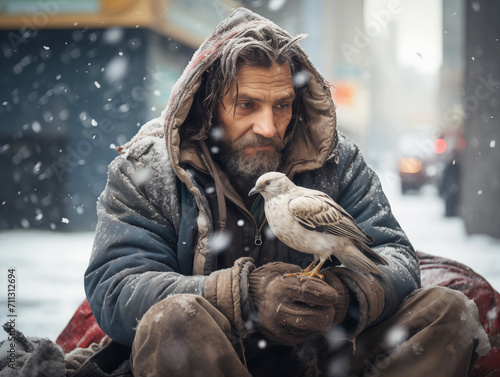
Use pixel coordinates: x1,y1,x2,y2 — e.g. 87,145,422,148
338,252,383,275
339,241,388,275
354,240,389,267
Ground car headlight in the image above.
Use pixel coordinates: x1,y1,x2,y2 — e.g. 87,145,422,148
398,158,422,174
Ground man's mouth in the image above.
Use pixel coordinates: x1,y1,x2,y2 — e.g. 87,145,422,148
253,145,275,151
245,145,275,154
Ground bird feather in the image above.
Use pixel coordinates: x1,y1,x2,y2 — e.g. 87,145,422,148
289,194,373,244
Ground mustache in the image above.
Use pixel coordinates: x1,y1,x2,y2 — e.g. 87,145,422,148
235,134,285,151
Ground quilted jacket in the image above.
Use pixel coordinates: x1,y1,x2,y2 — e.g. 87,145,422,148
84,8,420,346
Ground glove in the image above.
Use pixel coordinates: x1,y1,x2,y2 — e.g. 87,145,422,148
321,266,385,338
204,257,256,334
321,267,349,318
248,262,348,346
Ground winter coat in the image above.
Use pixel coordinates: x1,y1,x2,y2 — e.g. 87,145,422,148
85,8,420,347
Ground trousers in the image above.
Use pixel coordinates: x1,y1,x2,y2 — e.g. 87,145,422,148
130,286,485,377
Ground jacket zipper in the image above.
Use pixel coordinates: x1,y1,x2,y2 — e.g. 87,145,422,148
254,233,262,246
223,192,264,246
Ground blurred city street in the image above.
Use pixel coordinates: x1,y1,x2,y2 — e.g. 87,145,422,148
1,173,500,341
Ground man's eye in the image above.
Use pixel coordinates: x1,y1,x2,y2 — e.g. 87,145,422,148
237,102,252,109
276,103,290,110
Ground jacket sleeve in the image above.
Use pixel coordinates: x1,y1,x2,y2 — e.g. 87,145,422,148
335,133,420,327
84,144,207,347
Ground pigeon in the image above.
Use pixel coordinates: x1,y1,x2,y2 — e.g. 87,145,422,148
248,172,388,280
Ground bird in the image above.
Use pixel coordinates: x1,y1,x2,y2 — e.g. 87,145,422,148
248,172,388,280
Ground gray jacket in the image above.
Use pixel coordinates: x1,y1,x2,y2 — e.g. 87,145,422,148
85,8,420,346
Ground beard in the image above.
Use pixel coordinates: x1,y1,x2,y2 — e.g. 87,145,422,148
216,133,285,179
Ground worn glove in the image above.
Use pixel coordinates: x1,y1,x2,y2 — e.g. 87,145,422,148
321,266,385,338
204,257,256,334
321,267,349,316
247,262,348,346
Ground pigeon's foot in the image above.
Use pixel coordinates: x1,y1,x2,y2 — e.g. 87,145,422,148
284,267,324,281
285,270,324,281
284,260,326,281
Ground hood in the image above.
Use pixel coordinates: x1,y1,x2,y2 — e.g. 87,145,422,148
120,7,338,179
115,8,338,274
169,7,338,178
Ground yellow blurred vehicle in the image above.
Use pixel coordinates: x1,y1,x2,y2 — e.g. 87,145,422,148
397,132,439,194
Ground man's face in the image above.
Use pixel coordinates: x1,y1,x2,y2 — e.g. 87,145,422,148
216,63,295,178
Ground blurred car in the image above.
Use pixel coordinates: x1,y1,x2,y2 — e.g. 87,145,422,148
397,132,440,194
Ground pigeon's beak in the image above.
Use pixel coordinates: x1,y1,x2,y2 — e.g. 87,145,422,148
248,186,262,196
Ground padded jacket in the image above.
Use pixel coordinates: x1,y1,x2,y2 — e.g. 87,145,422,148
84,8,420,347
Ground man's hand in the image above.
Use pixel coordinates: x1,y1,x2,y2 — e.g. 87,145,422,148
248,262,348,346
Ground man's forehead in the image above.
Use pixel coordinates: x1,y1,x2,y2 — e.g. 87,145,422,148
236,62,292,73
230,64,295,98
235,63,292,79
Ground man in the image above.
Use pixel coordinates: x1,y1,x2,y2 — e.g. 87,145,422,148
85,8,489,377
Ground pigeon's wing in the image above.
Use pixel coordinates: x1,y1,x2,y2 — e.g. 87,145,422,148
289,193,374,244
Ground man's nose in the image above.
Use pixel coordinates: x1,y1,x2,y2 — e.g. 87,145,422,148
252,109,277,138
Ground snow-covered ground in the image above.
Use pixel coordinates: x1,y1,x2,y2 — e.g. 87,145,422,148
376,169,500,292
1,171,500,341
0,231,93,340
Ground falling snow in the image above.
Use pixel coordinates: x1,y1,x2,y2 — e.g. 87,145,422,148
384,325,408,348
0,18,498,371
31,121,42,133
207,231,232,253
132,168,153,186
292,70,309,88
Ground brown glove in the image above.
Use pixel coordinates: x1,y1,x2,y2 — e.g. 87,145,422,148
248,262,348,346
204,257,255,334
321,268,349,320
321,266,385,338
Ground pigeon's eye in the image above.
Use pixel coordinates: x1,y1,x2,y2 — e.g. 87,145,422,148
265,180,270,185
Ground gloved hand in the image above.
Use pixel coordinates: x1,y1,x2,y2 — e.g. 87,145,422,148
204,257,256,334
248,262,349,346
320,266,386,338
321,268,350,315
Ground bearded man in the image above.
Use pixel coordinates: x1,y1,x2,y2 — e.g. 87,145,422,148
85,8,489,377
